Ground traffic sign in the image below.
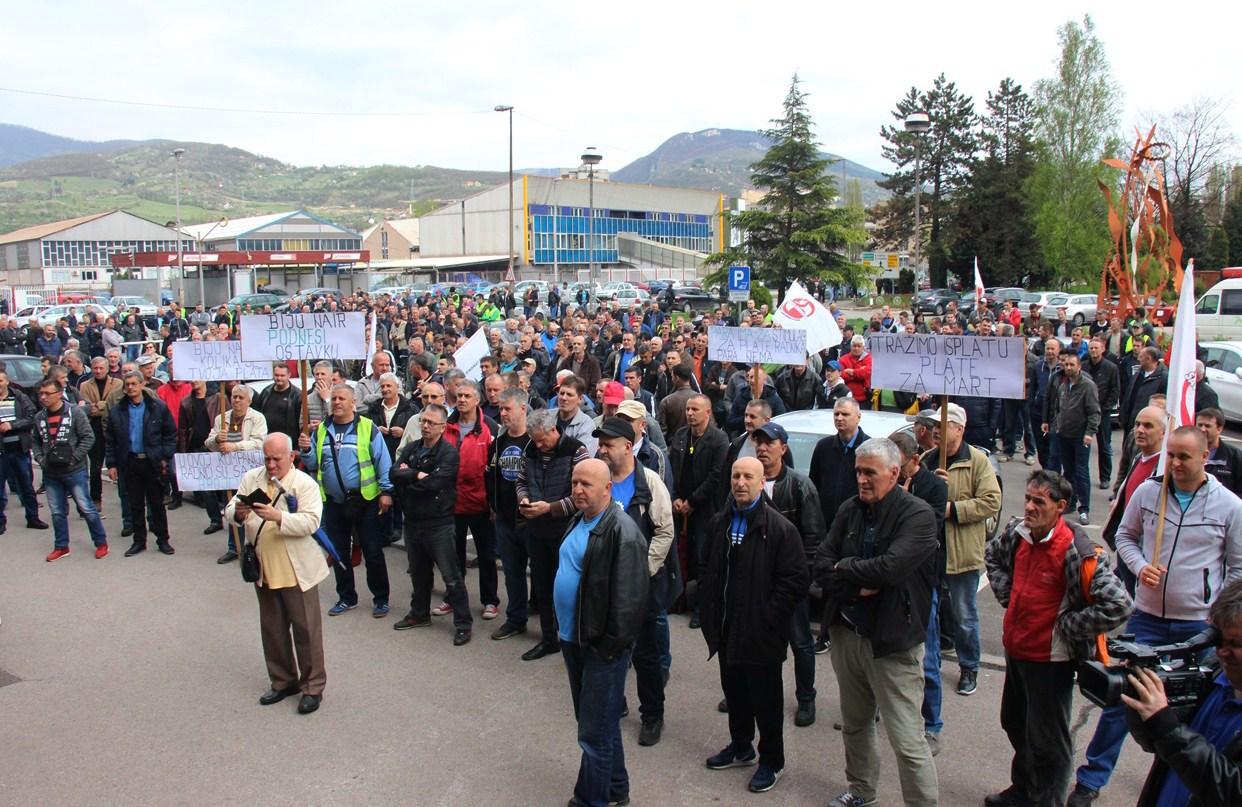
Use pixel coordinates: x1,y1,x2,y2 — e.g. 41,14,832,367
861,251,876,264
727,265,751,302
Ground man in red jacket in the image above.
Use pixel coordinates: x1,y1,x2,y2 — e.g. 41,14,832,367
443,381,500,621
983,469,1131,807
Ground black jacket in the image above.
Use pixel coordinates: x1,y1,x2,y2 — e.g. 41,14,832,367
907,466,948,573
1130,671,1242,807
668,423,730,514
808,429,870,529
1084,354,1121,412
1122,365,1169,430
1197,380,1220,414
565,504,649,662
954,395,1001,449
0,388,37,452
1206,440,1242,500
815,486,939,658
775,367,830,412
253,383,304,441
391,437,458,527
104,393,177,469
699,495,810,666
366,395,418,459
766,466,826,566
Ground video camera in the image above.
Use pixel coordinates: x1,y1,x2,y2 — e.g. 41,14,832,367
1077,628,1218,713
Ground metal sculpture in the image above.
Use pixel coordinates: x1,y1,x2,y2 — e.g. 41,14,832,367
1098,125,1184,323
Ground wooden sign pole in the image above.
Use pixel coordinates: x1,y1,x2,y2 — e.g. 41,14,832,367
939,394,950,471
299,360,310,435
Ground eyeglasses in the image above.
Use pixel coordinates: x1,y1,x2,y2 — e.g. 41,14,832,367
422,420,445,428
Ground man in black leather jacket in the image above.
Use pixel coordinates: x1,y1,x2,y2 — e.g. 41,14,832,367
1124,577,1242,807
555,458,648,807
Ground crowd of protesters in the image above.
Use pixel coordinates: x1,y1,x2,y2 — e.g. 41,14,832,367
11,283,1242,807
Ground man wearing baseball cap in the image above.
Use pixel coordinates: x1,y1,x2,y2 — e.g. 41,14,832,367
824,361,852,405
594,415,678,747
617,399,671,489
751,422,825,728
920,402,1002,698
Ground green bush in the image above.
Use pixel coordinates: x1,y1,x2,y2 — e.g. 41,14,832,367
751,284,773,308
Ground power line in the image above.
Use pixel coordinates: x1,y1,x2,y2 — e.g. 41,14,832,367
0,86,494,118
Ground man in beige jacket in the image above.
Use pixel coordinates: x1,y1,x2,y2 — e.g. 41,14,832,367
920,403,1002,698
226,433,327,715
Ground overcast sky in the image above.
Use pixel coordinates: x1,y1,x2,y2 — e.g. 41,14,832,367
2,1,1238,175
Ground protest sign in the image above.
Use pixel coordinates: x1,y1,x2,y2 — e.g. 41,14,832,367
174,451,264,492
708,326,807,365
172,340,271,382
239,312,368,362
868,334,1027,400
773,280,842,354
454,327,491,381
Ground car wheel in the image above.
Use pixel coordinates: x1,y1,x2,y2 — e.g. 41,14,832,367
1072,313,1085,326
683,302,693,313
935,304,945,316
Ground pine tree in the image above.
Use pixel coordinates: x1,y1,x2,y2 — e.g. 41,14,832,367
1203,226,1230,270
706,75,866,297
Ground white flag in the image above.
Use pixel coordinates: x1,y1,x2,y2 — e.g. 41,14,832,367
1159,259,1198,474
974,257,985,308
773,281,841,355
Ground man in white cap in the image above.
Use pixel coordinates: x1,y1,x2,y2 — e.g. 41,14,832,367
919,402,1001,698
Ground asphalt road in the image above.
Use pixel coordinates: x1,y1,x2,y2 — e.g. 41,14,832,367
0,436,1176,806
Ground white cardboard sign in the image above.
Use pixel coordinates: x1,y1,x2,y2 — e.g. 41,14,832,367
239,312,368,362
453,327,491,382
172,340,272,382
708,326,807,365
174,450,265,492
867,334,1027,400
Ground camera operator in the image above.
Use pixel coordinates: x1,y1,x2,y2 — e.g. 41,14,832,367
1069,425,1242,805
1124,577,1242,806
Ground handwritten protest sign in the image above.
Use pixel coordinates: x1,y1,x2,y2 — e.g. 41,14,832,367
239,312,368,362
172,340,271,382
174,451,264,492
708,326,807,365
454,327,491,381
868,334,1027,400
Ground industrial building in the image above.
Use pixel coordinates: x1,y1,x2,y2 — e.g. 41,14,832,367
361,217,420,264
418,174,728,283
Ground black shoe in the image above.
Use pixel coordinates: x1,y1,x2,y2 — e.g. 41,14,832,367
203,523,224,535
1098,480,1111,490
688,611,700,629
167,496,182,510
453,629,472,646
984,787,1030,807
124,543,146,557
297,694,321,714
0,523,6,535
794,700,816,727
957,668,978,696
1065,784,1099,807
491,622,527,640
121,527,134,538
638,717,663,746
620,697,629,717
26,518,48,530
258,685,300,706
521,640,560,661
393,613,431,630
717,697,728,713
156,541,175,555
813,637,831,655
217,550,238,564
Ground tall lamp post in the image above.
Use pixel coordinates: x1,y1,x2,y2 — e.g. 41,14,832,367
581,147,602,310
903,112,930,283
172,147,185,297
494,105,515,291
195,217,229,307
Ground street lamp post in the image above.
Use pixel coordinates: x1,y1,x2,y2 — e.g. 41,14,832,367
904,112,930,283
494,105,515,291
581,147,602,310
172,147,185,297
195,217,229,307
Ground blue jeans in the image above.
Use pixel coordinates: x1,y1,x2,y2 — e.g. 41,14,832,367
922,586,943,734
1076,610,1209,792
46,468,107,549
494,519,528,628
946,570,981,672
1056,434,1092,514
562,643,632,807
788,596,816,704
0,449,40,525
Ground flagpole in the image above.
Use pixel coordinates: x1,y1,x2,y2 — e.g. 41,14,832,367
1150,413,1175,573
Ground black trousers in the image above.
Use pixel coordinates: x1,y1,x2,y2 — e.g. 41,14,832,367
719,648,785,771
88,418,105,502
323,496,389,607
123,457,168,546
454,512,498,607
407,522,471,629
999,657,1076,807
529,531,564,644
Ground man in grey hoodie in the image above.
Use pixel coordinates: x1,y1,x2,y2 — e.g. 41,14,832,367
1067,425,1242,806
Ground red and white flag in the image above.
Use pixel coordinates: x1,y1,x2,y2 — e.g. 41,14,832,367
1159,259,1197,473
973,257,985,308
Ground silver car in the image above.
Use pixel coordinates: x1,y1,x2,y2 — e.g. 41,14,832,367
1201,341,1242,422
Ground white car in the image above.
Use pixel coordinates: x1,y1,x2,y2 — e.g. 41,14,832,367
596,281,635,301
1201,341,1242,422
13,305,55,321
111,296,160,318
36,303,113,326
611,288,649,306
1044,294,1098,327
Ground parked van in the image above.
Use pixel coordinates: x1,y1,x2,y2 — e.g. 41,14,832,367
1196,273,1242,340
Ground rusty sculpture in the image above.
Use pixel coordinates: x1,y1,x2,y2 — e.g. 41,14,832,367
1098,125,1184,324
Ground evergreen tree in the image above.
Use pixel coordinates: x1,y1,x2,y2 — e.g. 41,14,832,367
1027,15,1121,287
706,75,866,297
1204,226,1230,271
951,78,1043,286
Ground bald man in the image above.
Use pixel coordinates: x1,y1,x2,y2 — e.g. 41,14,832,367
555,457,649,807
699,457,810,794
